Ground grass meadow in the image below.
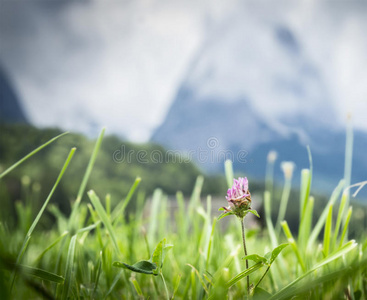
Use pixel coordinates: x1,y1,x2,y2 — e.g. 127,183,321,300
0,128,366,299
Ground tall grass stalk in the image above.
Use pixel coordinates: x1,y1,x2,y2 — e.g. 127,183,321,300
10,147,76,292
265,151,277,195
281,221,306,272
69,127,105,231
275,164,293,236
224,159,234,188
264,191,277,248
307,180,344,252
343,114,353,220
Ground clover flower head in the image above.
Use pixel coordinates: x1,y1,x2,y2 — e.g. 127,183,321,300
226,177,249,203
222,177,252,218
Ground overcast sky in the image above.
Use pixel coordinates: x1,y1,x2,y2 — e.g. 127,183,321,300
1,0,366,141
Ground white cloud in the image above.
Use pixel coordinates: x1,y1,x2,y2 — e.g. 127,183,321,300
0,0,210,140
186,1,367,135
1,0,367,141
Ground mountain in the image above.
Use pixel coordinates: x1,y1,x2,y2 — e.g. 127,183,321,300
151,86,367,192
151,16,367,193
0,64,28,124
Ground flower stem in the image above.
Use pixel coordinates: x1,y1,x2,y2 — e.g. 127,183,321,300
240,217,250,296
254,265,270,291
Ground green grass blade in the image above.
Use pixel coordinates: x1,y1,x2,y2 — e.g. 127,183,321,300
339,207,353,248
130,277,143,297
206,217,217,270
273,260,365,300
264,191,278,248
307,180,344,251
299,169,310,219
11,147,76,291
135,190,146,222
224,159,234,188
298,165,312,248
172,274,182,300
196,195,212,270
16,264,64,284
191,268,197,299
92,251,103,297
53,235,68,284
189,175,204,211
76,221,101,234
159,194,168,239
69,127,105,229
275,175,292,236
212,244,241,282
148,189,163,244
176,191,186,239
281,221,306,272
332,192,347,251
314,240,357,270
187,264,209,294
0,131,68,179
87,190,120,255
22,148,75,244
188,176,204,250
347,180,367,197
33,231,69,264
62,234,77,300
105,193,111,218
270,240,357,300
343,115,353,216
87,204,103,248
307,145,313,179
323,204,333,256
299,196,314,249
111,177,141,223
104,270,123,299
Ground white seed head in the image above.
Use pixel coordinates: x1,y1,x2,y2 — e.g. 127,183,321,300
267,151,278,163
281,161,295,179
347,112,352,121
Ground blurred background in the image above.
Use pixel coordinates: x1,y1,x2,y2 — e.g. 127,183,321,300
1,1,367,226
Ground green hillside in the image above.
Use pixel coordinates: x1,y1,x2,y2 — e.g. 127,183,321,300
0,123,228,223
